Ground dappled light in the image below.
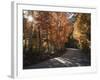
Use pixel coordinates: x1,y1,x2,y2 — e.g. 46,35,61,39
23,10,91,69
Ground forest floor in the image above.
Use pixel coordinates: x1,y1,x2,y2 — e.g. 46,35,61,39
23,48,90,69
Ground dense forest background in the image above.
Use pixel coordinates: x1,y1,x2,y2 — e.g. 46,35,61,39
23,10,91,66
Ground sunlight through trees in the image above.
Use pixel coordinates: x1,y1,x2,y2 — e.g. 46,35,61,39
23,10,91,54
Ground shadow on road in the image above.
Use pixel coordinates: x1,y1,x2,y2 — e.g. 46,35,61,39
23,48,90,69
